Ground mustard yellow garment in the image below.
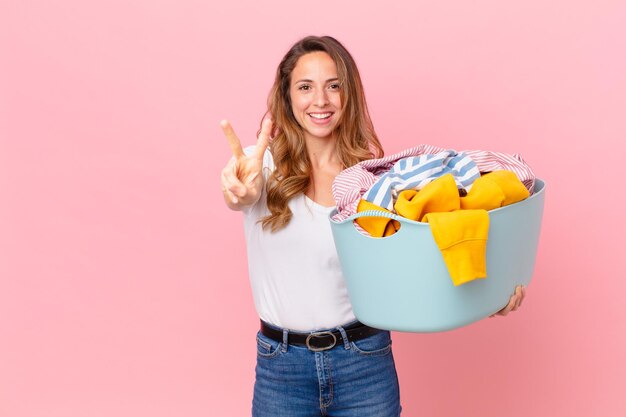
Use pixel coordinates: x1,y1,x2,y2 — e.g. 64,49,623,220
354,174,460,237
394,174,460,222
355,171,529,286
353,173,467,238
461,170,530,210
355,199,400,237
393,174,489,285
422,210,490,286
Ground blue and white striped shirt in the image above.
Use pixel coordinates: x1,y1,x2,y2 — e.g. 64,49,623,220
362,150,481,211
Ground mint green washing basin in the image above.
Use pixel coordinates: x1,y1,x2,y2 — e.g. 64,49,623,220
329,179,546,332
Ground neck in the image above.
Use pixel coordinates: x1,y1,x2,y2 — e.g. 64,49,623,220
304,134,340,169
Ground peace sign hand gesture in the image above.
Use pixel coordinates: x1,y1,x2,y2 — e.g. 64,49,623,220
220,118,272,210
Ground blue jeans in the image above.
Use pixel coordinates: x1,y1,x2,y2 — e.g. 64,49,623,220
252,322,402,416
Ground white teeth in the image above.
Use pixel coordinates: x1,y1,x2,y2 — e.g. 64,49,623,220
309,113,332,119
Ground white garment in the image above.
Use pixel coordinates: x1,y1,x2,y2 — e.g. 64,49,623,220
241,146,357,331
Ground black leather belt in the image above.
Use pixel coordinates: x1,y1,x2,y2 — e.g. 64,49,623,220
260,320,383,352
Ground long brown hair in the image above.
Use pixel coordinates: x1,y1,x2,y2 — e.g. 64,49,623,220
260,35,383,232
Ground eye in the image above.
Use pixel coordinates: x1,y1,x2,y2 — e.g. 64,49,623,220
298,84,311,91
329,83,341,90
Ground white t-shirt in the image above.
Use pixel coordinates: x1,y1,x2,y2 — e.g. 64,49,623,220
241,147,357,331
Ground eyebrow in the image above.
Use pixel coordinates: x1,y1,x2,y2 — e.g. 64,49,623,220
294,78,339,84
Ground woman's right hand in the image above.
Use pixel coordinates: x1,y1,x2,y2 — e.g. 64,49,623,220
220,118,272,210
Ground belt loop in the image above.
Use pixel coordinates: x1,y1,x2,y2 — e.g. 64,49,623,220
337,326,350,350
281,328,289,353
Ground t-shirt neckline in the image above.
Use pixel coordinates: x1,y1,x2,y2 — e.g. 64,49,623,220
303,195,336,213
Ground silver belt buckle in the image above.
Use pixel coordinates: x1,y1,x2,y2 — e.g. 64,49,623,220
305,331,337,352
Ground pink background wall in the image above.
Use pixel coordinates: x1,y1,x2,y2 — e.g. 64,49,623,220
1,1,624,416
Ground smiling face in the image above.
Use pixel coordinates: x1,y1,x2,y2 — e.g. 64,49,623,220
289,51,343,142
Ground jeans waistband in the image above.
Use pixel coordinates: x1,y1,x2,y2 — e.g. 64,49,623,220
259,319,383,352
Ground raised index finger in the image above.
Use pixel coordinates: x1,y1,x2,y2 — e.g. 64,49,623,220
220,119,244,158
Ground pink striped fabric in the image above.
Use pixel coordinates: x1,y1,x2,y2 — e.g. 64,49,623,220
463,149,535,192
332,145,536,221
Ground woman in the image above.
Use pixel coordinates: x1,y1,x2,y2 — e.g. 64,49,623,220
220,35,524,417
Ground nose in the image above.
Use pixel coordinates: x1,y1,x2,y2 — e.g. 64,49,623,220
313,88,329,107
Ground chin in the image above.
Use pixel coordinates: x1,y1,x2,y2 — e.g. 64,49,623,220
309,129,334,139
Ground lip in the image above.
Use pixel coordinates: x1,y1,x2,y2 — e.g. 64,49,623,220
307,112,334,125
